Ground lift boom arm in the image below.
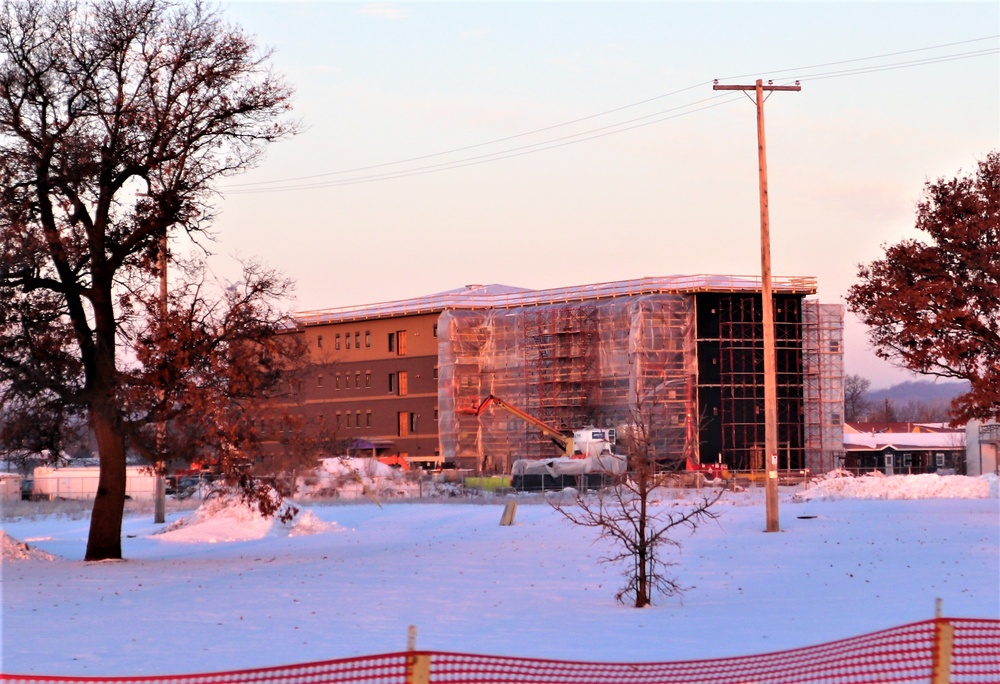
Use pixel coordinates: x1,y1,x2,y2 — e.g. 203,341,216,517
458,395,574,456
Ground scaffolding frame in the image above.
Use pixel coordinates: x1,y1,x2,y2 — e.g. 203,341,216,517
432,283,842,475
802,302,846,474
440,296,695,471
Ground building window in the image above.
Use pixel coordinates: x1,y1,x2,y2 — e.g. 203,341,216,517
365,331,371,348
409,413,418,433
366,410,372,428
398,371,408,396
335,412,342,430
433,367,439,379
346,412,352,428
356,410,362,428
434,407,439,421
317,335,323,348
365,371,371,388
355,332,361,349
345,333,351,350
388,373,395,393
388,332,395,353
335,334,341,350
432,324,438,338
355,372,361,389
317,375,324,388
936,453,945,467
335,374,341,390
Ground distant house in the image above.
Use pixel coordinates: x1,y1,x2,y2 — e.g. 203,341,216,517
843,422,966,475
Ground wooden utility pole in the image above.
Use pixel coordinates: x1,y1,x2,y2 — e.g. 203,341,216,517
154,231,168,524
713,78,800,532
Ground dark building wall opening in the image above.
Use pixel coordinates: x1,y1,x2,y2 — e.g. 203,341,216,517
695,293,805,471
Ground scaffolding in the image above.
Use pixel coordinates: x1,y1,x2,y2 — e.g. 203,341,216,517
522,305,600,456
802,302,846,474
439,295,698,471
438,295,844,475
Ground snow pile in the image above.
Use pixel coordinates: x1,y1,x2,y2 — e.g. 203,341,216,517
792,472,997,502
1,530,55,561
320,456,397,479
156,491,343,543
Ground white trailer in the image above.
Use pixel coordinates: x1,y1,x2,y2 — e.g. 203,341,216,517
0,473,22,502
32,466,157,501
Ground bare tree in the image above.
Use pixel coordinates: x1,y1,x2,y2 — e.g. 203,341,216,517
0,0,296,560
844,374,872,423
551,394,722,608
875,398,898,423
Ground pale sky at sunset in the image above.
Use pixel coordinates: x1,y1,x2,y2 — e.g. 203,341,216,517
207,2,999,389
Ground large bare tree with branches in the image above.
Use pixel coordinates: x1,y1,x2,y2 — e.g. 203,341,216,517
0,0,297,560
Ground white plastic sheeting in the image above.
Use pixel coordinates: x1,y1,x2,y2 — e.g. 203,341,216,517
438,295,697,471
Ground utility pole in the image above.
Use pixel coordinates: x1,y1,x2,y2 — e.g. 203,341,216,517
713,78,800,533
154,230,168,524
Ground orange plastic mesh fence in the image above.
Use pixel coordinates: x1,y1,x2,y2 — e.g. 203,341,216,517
4,619,998,684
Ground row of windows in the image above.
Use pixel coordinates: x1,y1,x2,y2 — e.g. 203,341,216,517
316,328,436,355
329,409,438,435
316,369,439,394
885,452,950,468
314,324,444,354
317,331,371,351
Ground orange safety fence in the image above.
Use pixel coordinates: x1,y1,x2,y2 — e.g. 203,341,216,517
3,618,998,684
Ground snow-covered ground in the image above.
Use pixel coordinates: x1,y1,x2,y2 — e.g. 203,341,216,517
2,472,998,676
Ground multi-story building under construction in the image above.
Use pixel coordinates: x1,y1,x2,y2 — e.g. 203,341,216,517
291,275,845,475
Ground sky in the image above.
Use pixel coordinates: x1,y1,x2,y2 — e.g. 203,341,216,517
2,472,997,676
193,2,1000,390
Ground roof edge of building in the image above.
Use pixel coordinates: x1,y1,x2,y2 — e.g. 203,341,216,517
294,274,819,327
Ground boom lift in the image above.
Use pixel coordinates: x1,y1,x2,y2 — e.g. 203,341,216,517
458,395,626,487
460,394,728,485
458,394,619,459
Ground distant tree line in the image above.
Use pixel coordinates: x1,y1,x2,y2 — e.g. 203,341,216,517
843,374,966,424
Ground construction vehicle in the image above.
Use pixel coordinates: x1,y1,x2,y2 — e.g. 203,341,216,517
460,395,730,488
458,395,624,459
685,456,731,481
458,395,627,489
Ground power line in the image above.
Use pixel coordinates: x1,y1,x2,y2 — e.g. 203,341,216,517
222,36,999,194
221,80,712,188
718,35,998,81
228,95,741,193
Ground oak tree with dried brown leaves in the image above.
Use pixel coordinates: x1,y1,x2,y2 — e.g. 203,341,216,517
0,0,297,560
847,152,1000,424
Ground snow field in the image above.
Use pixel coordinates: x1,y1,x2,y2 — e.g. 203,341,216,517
1,474,997,676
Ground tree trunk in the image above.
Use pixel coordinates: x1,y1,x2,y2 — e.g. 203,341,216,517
635,544,650,608
85,395,127,561
635,475,651,607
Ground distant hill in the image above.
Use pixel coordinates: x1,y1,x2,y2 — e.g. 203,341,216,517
867,380,970,404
